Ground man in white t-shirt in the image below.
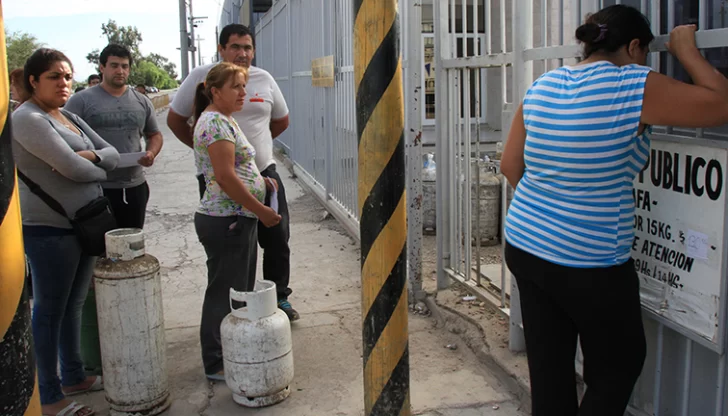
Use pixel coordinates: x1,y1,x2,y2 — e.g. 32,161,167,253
167,24,299,321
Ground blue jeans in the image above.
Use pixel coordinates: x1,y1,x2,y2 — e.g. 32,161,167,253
24,226,96,405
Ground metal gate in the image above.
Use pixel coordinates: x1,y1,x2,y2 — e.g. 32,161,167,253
434,0,728,414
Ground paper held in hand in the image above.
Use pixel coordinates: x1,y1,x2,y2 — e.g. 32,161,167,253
117,152,147,169
270,189,279,213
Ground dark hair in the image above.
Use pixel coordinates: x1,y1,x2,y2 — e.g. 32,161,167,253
9,68,30,102
193,62,249,125
23,48,74,94
219,24,255,49
100,43,133,66
9,68,23,86
87,74,100,83
136,83,146,89
75,86,86,93
575,5,654,59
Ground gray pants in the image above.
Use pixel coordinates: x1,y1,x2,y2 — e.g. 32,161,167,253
194,213,258,375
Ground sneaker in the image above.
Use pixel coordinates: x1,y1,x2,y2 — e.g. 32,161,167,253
278,299,300,321
206,370,225,381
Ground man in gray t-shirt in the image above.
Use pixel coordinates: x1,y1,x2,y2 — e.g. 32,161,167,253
65,43,163,229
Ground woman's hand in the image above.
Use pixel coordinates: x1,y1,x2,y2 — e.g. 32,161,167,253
76,150,99,163
257,206,282,228
667,25,698,59
264,177,279,193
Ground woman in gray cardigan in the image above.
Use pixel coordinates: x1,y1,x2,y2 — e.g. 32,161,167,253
11,49,119,416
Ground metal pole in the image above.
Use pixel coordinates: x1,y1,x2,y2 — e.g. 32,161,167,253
354,0,410,414
215,25,220,62
189,0,196,69
249,0,257,67
196,35,204,66
405,0,424,304
508,0,532,353
0,11,42,414
434,0,452,291
179,0,190,79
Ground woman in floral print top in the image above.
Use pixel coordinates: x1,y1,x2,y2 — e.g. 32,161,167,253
194,111,266,217
191,62,281,380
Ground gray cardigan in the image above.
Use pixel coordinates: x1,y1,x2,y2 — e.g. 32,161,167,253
11,102,120,229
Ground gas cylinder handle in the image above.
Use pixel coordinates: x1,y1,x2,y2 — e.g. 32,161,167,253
229,288,248,312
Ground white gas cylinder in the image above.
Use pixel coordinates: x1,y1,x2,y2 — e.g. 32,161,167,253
94,228,170,416
221,280,294,407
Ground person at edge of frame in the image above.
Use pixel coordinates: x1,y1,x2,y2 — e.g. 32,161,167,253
167,24,298,322
12,47,120,416
500,6,728,416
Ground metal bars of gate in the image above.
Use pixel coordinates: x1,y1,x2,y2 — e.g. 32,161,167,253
435,0,515,314
332,0,358,222
255,0,362,236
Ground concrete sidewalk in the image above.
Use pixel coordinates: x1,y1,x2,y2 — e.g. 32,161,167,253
78,109,526,416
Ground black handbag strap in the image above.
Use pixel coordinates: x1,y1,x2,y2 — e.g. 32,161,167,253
16,169,70,219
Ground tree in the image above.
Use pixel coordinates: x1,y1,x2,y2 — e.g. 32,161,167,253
129,61,178,90
6,29,44,73
86,20,143,67
145,53,178,80
85,20,179,89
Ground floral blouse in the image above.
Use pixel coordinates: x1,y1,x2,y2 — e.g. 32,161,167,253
193,111,266,218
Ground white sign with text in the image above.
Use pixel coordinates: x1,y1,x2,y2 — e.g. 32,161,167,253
632,139,727,345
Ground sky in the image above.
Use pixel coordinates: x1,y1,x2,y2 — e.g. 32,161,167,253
4,0,224,82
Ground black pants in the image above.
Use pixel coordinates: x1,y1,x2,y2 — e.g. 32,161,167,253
505,242,646,416
197,164,291,300
194,213,258,375
103,182,150,229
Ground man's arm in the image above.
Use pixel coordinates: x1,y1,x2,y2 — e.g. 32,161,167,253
269,76,290,140
167,109,194,149
270,115,289,139
139,97,164,167
167,68,203,149
139,131,164,167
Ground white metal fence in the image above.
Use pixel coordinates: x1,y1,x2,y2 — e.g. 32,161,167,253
255,0,359,235
254,0,427,298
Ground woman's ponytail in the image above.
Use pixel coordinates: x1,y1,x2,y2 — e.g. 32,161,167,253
193,82,210,128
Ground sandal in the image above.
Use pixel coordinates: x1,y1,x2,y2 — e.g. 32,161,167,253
43,400,95,416
63,376,104,396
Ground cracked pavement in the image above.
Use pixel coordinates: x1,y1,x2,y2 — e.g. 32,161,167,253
78,109,527,415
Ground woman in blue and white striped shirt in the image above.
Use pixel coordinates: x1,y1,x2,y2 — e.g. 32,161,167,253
501,5,728,415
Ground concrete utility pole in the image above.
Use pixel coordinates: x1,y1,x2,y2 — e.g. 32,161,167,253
178,0,189,79
215,26,220,62
196,35,204,67
188,0,196,69
354,0,410,415
187,0,208,71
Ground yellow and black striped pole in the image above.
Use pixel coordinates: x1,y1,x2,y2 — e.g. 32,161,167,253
0,2,42,413
354,1,410,415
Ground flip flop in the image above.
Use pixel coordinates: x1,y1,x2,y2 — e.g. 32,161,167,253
63,376,104,397
43,400,95,416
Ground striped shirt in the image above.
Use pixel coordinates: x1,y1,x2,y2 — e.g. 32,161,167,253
504,61,653,268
